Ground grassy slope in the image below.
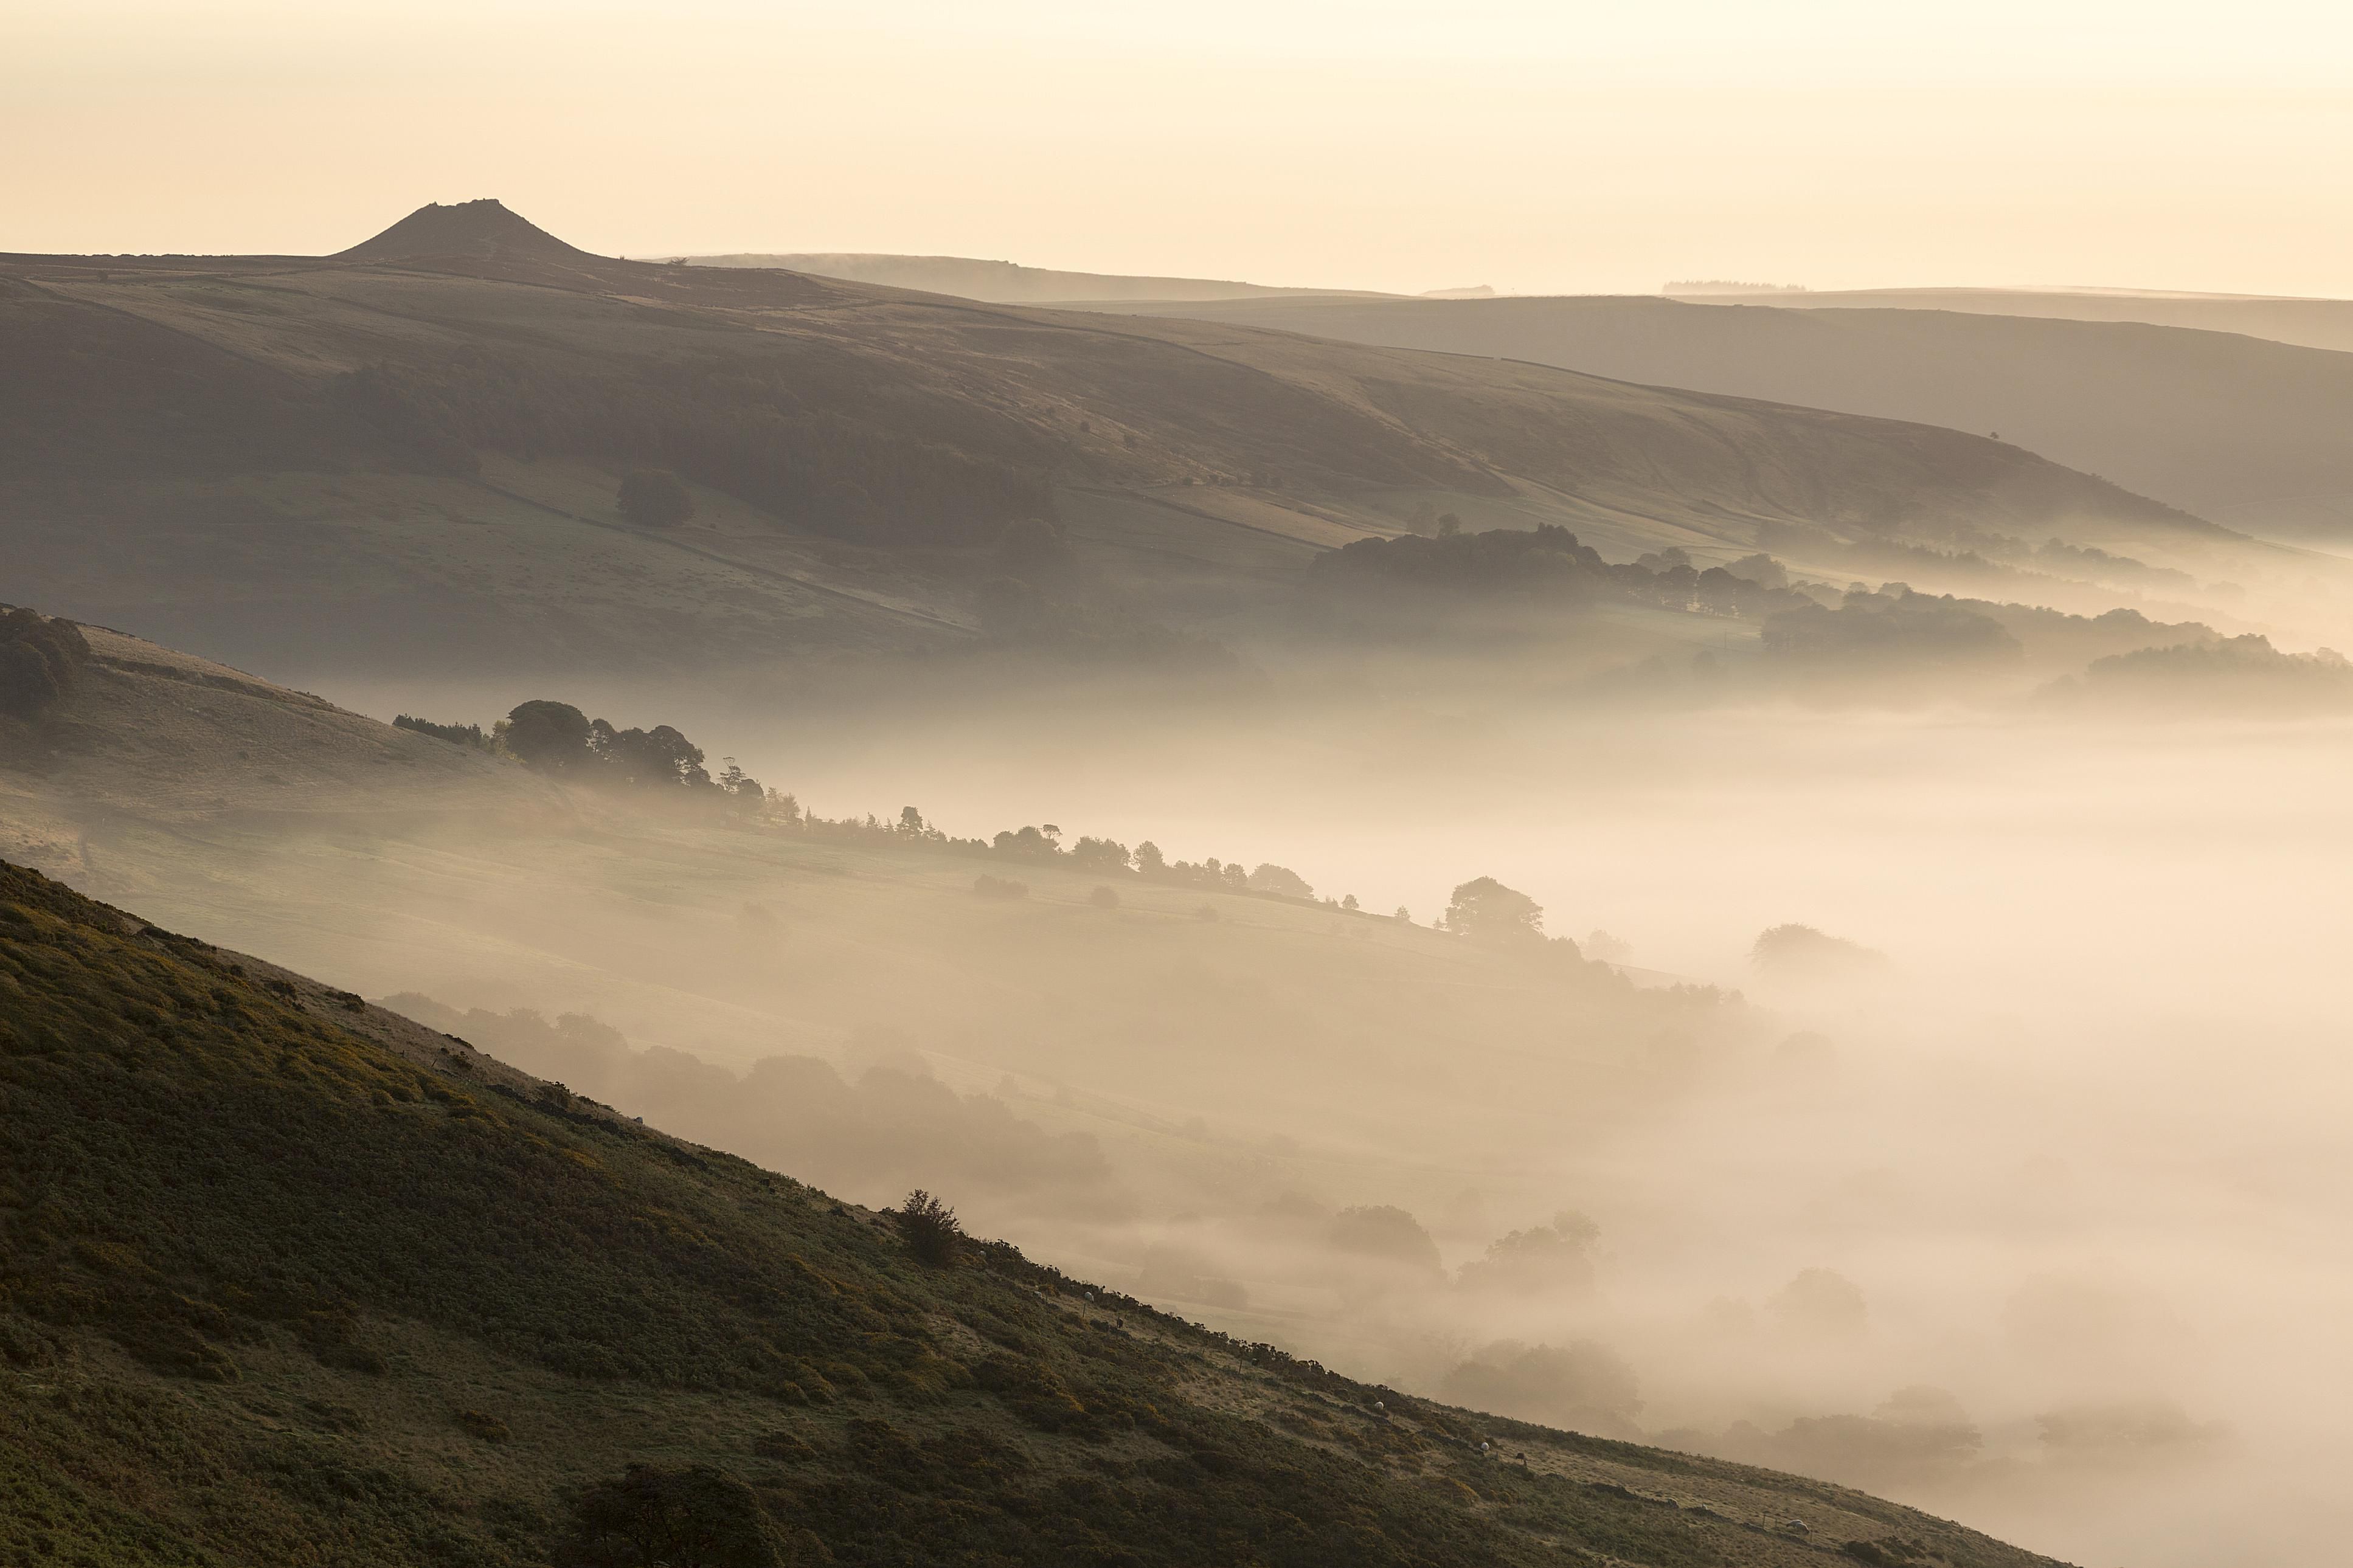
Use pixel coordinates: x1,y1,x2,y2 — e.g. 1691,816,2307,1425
0,616,1736,1260
0,857,2070,1568
0,217,2213,677
1061,293,2353,548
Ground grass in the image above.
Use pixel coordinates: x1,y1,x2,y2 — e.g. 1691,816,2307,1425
0,858,2068,1566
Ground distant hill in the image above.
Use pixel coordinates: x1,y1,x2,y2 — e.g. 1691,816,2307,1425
1669,285,2353,356
1064,291,2353,547
675,250,1395,303
0,201,2238,679
339,196,591,263
0,858,2075,1566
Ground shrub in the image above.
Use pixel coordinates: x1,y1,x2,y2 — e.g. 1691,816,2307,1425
972,874,1028,900
893,1190,963,1267
1088,885,1119,911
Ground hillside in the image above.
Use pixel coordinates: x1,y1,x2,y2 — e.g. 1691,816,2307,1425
673,252,1392,304
1668,286,2353,356
0,199,2222,680
0,857,2072,1567
1061,292,2353,549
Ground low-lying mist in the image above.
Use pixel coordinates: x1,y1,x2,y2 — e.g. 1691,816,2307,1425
74,651,2353,1568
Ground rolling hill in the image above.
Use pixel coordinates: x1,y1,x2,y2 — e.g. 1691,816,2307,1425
671,251,1397,304
1666,286,2353,356
0,199,2229,682
1061,292,2353,548
0,855,2074,1567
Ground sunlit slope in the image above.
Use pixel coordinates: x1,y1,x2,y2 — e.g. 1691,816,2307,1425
0,861,2073,1567
1068,292,2353,547
0,202,2214,674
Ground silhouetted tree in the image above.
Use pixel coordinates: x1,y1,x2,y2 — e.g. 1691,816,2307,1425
1069,837,1131,871
594,721,711,788
502,700,595,773
894,1189,964,1266
1246,863,1314,899
617,469,694,528
1444,876,1544,941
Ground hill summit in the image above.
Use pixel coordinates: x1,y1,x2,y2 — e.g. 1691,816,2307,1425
338,198,590,261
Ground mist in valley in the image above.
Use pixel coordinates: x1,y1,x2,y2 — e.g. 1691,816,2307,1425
9,15,2353,1555
69,650,2341,1568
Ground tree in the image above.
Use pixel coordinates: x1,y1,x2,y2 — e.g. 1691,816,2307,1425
718,760,764,813
1069,837,1130,871
1443,876,1544,941
1328,1205,1442,1274
895,1190,964,1266
991,826,1058,861
617,469,694,528
1246,863,1314,900
595,722,711,789
1133,841,1166,876
898,806,926,835
502,700,594,773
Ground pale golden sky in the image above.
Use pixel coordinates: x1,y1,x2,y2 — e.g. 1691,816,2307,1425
11,0,2351,294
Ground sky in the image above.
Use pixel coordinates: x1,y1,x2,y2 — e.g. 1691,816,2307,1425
9,0,2352,295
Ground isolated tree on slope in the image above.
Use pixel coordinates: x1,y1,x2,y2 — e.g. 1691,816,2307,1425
1443,876,1544,942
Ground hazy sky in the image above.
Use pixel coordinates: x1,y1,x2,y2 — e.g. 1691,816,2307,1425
12,0,2351,295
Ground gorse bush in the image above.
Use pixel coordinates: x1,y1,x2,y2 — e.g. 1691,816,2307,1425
893,1189,964,1266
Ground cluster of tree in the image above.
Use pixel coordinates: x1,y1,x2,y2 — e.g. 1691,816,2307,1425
390,713,493,751
331,344,1052,542
2065,634,2353,713
1305,525,1819,635
1755,517,2208,599
1760,584,2022,671
2032,538,2197,593
1455,1211,1601,1296
968,820,1369,909
1762,585,2214,677
495,700,766,806
1750,924,1891,979
0,607,90,725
